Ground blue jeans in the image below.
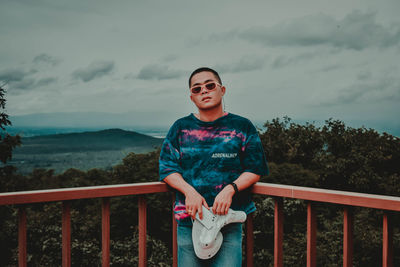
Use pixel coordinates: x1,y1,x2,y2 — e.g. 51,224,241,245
177,223,243,267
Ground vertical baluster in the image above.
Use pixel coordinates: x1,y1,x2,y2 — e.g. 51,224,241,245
62,202,71,267
343,207,353,267
307,202,316,267
102,198,110,267
138,196,147,267
172,194,177,267
274,198,284,267
18,206,27,267
382,212,393,267
245,213,254,267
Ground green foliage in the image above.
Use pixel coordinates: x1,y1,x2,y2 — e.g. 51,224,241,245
110,233,171,266
261,117,400,195
1,117,399,265
0,206,18,266
258,118,400,266
261,117,325,168
262,162,319,187
0,84,21,165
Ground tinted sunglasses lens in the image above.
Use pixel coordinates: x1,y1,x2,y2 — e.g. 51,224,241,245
191,86,201,94
205,82,216,90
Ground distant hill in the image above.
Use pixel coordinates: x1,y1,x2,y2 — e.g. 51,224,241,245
14,128,164,154
10,111,180,128
8,128,164,174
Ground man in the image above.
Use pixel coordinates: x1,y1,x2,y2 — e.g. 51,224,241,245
159,67,268,266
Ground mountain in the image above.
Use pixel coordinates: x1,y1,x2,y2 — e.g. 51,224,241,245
14,128,163,154
8,128,164,174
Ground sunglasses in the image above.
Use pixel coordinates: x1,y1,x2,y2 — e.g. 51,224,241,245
190,82,221,95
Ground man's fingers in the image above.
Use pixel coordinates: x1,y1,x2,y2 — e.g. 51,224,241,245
192,211,197,220
198,206,203,220
202,199,209,209
219,204,225,215
213,202,221,215
189,207,196,219
219,203,226,215
213,202,230,215
223,202,230,215
224,205,229,215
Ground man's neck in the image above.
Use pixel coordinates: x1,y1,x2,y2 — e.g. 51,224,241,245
195,107,226,122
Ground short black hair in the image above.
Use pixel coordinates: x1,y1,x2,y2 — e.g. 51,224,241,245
188,67,222,87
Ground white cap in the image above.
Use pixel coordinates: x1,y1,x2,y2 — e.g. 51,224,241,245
192,206,247,259
192,218,223,259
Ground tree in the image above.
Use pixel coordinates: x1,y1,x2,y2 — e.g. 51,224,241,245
0,83,21,165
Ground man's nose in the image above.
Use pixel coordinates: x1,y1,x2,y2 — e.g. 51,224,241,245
201,86,208,94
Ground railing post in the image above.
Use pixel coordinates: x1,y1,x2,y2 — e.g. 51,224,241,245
307,202,316,267
102,198,110,267
172,194,177,267
245,213,254,267
382,212,393,267
18,206,27,267
343,207,353,267
62,201,71,267
138,196,147,267
274,198,284,267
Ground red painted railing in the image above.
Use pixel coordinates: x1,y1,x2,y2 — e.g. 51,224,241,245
1,182,399,266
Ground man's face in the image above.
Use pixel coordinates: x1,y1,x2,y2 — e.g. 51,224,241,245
189,71,225,111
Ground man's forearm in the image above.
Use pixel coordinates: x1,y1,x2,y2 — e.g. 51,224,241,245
212,172,260,215
163,172,198,197
232,171,260,192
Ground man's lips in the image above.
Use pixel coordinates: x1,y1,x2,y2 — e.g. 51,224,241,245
202,96,212,101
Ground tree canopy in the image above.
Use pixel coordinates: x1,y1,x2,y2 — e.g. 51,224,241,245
0,84,21,166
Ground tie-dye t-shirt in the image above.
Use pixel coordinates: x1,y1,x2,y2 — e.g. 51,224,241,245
159,113,269,225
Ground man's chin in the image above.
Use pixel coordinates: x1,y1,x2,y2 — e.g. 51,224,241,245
198,106,220,112
196,102,222,111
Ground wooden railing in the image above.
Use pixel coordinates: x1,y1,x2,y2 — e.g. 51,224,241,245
0,182,399,266
249,183,399,267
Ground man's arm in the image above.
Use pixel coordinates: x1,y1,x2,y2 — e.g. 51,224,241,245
163,172,209,220
212,172,260,215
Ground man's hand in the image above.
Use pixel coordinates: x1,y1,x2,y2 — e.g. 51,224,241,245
163,173,209,220
185,188,209,220
212,184,235,215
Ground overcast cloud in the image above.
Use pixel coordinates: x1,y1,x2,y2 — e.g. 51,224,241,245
36,77,58,87
33,53,60,66
137,65,183,80
0,68,37,91
238,11,400,50
214,56,266,74
0,0,399,135
72,61,115,82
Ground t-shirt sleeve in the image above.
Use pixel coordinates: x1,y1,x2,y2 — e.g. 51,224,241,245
159,122,183,180
241,121,269,175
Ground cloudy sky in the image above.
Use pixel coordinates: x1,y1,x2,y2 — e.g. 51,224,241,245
1,0,399,134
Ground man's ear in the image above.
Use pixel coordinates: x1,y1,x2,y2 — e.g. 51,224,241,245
221,86,226,96
190,94,194,102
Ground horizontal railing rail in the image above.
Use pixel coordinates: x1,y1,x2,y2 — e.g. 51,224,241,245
1,182,399,267
0,182,169,206
252,183,400,211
